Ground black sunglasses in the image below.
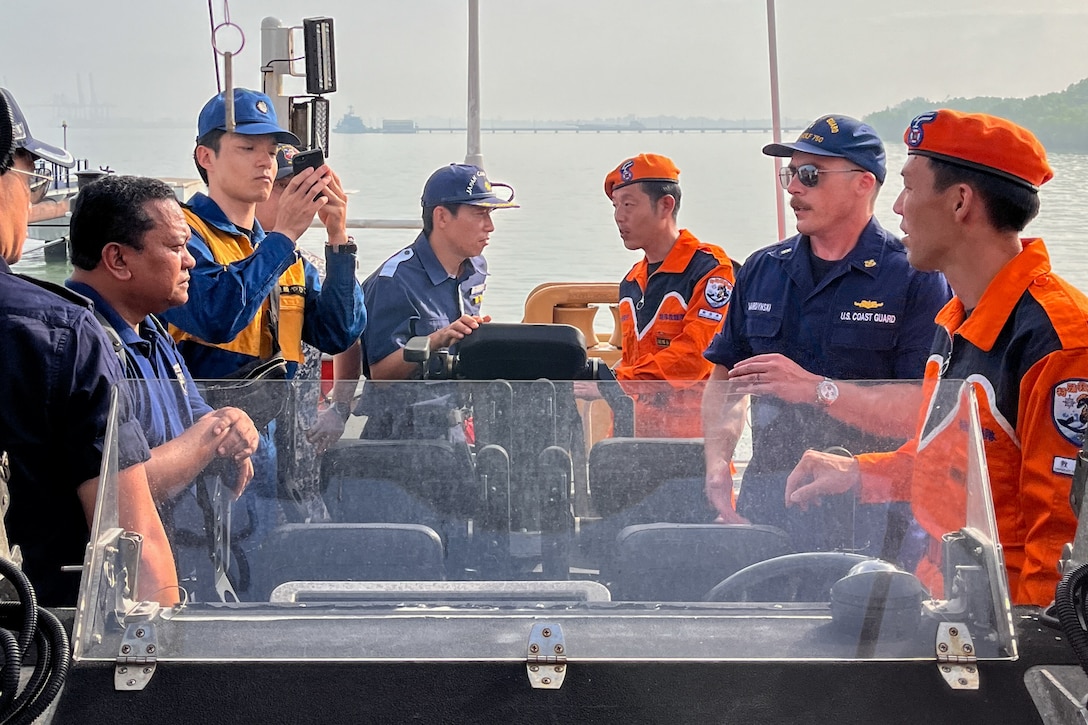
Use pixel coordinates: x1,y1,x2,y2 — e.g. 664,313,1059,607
778,164,864,189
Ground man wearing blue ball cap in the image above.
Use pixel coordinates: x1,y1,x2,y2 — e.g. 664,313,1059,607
334,163,518,439
701,114,952,559
159,89,366,591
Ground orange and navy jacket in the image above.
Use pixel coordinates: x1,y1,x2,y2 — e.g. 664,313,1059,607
160,193,366,379
856,239,1088,606
615,229,737,437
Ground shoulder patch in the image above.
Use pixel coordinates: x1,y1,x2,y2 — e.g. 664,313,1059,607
704,276,733,309
1052,379,1088,447
698,309,723,322
379,248,415,278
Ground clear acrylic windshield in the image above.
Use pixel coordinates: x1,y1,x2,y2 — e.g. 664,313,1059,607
76,371,1014,663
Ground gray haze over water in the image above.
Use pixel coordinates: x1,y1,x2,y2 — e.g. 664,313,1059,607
8,3,1088,322
2,2,1087,132
14,129,1088,325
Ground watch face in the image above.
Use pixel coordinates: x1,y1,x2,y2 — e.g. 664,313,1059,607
817,379,839,405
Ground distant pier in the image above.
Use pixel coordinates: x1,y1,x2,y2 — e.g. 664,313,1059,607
407,126,801,134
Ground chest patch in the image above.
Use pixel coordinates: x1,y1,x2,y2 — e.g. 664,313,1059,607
704,277,733,309
1052,379,1088,447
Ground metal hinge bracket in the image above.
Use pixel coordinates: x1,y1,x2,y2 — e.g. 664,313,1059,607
936,622,979,690
115,621,158,691
526,622,566,690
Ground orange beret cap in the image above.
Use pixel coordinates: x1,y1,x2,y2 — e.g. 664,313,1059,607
604,153,680,198
903,109,1053,191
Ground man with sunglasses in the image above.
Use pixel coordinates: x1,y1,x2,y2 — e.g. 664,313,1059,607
702,115,951,558
786,111,1088,606
0,88,179,605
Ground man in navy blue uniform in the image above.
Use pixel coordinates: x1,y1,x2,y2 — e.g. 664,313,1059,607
702,115,952,557
335,163,518,438
66,175,260,499
0,88,178,606
65,175,261,598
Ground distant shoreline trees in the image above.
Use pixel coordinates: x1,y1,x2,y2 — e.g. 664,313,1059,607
864,78,1088,154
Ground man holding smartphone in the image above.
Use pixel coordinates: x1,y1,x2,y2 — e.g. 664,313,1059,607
160,89,366,592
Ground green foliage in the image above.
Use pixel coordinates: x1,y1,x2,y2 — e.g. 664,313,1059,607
863,79,1088,153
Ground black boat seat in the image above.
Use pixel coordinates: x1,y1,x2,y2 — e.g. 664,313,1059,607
321,439,478,522
589,437,710,519
452,322,588,380
608,523,791,602
251,523,445,601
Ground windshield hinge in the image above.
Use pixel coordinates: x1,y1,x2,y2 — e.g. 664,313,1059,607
526,622,566,690
114,621,158,691
936,622,978,690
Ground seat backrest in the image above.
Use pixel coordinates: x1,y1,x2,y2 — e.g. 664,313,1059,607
589,438,707,517
609,523,791,602
453,322,587,381
321,439,478,522
250,522,445,600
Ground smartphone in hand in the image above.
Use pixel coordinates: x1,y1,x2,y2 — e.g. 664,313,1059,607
290,147,325,199
291,147,325,173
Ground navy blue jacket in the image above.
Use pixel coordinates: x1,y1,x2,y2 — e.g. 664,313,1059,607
0,261,150,605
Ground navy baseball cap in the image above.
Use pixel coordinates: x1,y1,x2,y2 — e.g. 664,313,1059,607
196,88,301,145
763,115,886,184
421,163,519,209
0,88,75,168
274,144,301,180
0,91,12,173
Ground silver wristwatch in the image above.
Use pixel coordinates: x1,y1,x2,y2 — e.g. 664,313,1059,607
815,378,839,406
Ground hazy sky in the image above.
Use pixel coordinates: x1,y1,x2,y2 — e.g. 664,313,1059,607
3,1,1088,133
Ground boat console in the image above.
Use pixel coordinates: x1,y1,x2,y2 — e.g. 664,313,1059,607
44,324,1084,723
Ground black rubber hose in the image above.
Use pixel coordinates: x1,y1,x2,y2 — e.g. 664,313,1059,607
1054,561,1088,679
0,628,19,714
0,559,37,655
0,557,70,725
6,607,69,725
6,618,51,721
0,602,47,718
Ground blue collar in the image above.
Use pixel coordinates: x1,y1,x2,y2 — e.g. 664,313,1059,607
774,217,894,280
0,258,10,274
63,279,151,350
411,233,484,288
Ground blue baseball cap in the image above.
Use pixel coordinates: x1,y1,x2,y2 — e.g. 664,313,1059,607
274,144,301,180
0,88,74,168
196,88,301,145
763,115,886,184
421,163,519,209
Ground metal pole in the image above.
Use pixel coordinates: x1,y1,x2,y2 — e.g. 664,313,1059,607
766,0,786,241
261,17,292,133
465,0,484,169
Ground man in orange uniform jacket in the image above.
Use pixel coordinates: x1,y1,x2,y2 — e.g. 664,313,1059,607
605,153,738,438
786,110,1088,606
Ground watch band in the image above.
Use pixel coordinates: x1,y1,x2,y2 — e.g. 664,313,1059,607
328,235,357,254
